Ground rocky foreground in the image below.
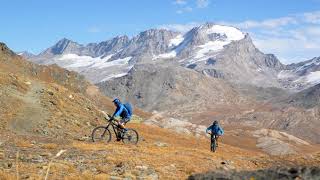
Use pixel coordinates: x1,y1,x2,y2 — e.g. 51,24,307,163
189,166,320,180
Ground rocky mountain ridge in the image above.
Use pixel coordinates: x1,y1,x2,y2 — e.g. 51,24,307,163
24,23,320,91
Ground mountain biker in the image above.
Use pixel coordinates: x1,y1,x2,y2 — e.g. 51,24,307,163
111,98,131,131
206,120,224,147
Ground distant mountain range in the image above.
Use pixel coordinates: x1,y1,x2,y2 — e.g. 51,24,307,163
23,23,319,92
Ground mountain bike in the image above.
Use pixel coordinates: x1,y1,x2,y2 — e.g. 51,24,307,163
91,115,139,144
209,133,218,152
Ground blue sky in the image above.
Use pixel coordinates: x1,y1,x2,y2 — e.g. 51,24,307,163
1,0,320,63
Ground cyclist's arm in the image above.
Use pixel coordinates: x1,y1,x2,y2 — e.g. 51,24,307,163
206,126,212,134
112,105,124,118
218,126,224,135
100,110,109,119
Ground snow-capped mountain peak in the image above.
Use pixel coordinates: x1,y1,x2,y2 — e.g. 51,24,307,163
154,23,246,61
17,51,35,59
198,23,245,41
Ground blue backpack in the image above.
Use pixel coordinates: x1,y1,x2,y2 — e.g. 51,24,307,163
124,103,133,117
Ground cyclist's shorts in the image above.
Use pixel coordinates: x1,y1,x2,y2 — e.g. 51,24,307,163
120,118,131,124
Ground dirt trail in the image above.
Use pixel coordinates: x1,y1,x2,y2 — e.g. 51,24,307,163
9,81,50,135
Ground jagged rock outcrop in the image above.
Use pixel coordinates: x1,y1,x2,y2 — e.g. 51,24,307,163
187,35,285,87
97,62,244,113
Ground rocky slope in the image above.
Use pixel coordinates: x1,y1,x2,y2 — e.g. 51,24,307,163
97,61,246,113
284,83,320,108
0,42,150,139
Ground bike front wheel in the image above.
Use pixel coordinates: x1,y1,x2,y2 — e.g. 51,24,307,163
122,128,139,145
211,136,217,152
92,126,112,143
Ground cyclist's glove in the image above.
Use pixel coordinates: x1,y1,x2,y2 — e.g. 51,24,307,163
109,116,115,121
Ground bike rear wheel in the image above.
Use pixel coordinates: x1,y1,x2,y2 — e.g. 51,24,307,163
92,126,112,143
211,135,217,152
122,128,139,145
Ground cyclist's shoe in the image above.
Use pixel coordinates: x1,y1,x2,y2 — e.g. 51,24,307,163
117,132,122,139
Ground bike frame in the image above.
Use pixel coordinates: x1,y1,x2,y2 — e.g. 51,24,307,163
211,134,217,140
105,119,122,137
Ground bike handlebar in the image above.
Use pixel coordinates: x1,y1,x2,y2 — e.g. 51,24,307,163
105,114,119,123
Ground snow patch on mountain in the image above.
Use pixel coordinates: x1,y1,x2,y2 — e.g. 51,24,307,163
58,54,104,68
194,25,245,59
153,51,177,60
195,41,227,59
169,34,184,47
100,71,131,82
57,54,132,69
50,53,134,83
277,71,295,79
93,56,132,69
204,25,245,41
307,71,320,84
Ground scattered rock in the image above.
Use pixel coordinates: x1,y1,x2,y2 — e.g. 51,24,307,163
220,160,235,170
134,165,159,180
135,165,148,171
49,100,57,105
112,162,127,176
78,136,89,141
110,176,123,180
1,162,13,169
154,141,168,147
40,152,52,157
31,155,45,163
69,94,74,99
163,164,176,172
47,90,54,96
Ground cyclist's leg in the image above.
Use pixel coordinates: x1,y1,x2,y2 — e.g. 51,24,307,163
118,120,125,129
120,118,130,130
210,134,214,151
118,118,129,131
